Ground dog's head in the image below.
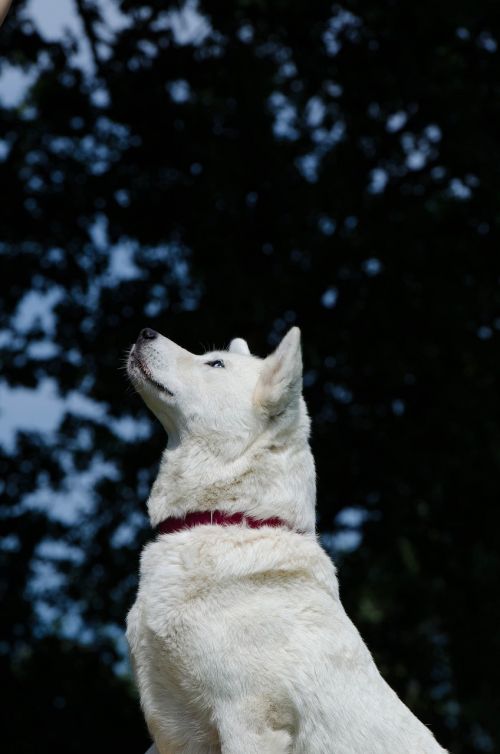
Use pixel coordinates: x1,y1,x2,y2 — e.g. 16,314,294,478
127,327,308,453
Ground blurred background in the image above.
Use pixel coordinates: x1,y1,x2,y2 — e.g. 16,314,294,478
1,1,500,752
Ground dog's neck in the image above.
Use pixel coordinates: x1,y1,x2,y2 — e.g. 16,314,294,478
146,426,317,534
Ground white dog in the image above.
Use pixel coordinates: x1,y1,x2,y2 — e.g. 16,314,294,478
126,326,446,754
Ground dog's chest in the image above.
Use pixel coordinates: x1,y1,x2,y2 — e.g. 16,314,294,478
127,527,337,679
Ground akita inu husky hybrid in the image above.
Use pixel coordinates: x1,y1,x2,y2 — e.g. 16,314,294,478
126,326,446,754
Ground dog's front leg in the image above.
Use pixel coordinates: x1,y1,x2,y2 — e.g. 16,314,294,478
215,698,293,754
145,742,182,754
220,725,292,754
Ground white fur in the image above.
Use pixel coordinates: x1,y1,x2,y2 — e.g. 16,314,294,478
0,0,12,27
126,328,446,754
228,338,251,356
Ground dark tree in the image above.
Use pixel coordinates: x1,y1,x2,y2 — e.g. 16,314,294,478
1,1,499,752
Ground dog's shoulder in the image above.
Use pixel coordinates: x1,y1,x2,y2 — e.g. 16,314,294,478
141,526,337,592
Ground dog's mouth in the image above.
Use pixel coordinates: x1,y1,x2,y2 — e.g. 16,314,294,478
129,350,174,397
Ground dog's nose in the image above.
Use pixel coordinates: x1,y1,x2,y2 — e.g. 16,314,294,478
139,328,158,341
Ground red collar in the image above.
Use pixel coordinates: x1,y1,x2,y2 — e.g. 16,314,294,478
157,510,288,536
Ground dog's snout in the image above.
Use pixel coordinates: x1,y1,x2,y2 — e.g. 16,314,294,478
139,328,158,341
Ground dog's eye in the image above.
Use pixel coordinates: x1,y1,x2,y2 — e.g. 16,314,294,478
205,359,225,368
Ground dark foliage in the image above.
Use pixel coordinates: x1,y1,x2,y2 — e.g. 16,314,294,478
1,1,500,752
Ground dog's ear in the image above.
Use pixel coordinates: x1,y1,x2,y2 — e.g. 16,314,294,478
228,338,251,355
254,327,302,415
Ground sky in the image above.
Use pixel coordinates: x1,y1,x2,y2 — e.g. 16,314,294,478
0,0,209,104
0,0,366,557
0,0,90,105
0,2,370,664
